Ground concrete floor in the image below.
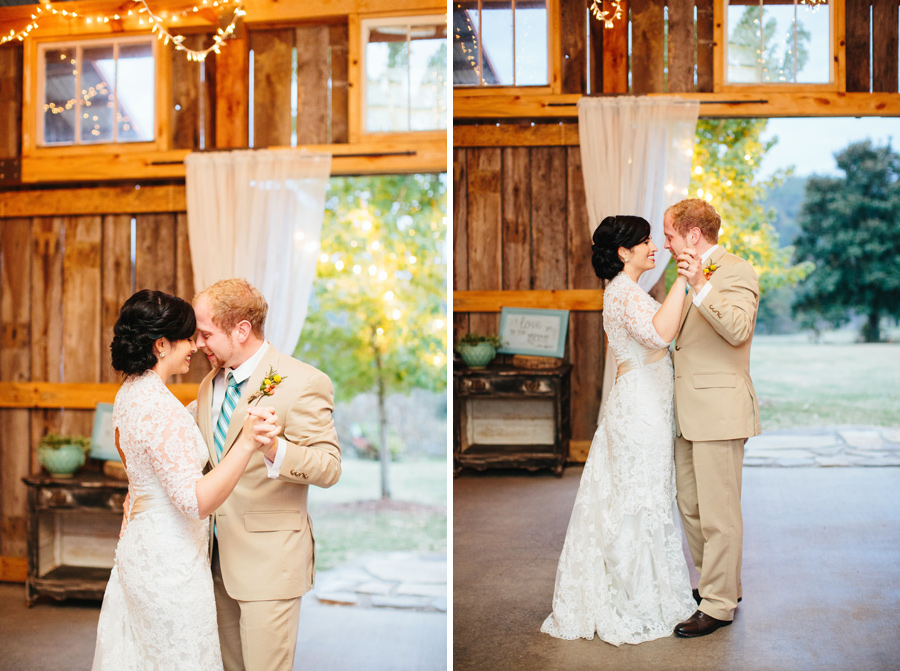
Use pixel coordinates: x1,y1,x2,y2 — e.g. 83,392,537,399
0,581,446,671
453,466,900,671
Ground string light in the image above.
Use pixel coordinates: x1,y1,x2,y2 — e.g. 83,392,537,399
590,0,624,29
2,1,245,63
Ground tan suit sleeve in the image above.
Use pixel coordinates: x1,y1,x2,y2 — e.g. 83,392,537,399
693,261,759,347
276,369,341,488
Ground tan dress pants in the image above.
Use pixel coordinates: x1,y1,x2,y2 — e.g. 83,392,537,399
211,543,303,671
674,435,745,621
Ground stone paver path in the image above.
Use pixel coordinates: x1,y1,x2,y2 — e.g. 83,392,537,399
312,551,447,613
745,425,900,467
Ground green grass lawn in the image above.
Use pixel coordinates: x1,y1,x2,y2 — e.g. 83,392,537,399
751,333,900,430
307,458,447,570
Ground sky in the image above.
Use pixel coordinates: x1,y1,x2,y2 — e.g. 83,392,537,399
758,117,900,180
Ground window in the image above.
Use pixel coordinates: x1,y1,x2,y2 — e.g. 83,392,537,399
39,36,155,146
725,0,832,85
453,0,548,87
362,16,447,133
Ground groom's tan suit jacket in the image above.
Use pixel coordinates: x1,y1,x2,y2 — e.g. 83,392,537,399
197,344,341,602
672,246,761,441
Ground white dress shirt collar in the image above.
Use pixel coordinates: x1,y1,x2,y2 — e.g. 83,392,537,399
226,341,270,385
700,244,720,264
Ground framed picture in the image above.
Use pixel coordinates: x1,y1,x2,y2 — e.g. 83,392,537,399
90,402,120,462
498,307,569,358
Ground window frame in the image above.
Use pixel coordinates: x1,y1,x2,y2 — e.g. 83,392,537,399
714,0,842,93
356,13,448,138
451,0,559,93
23,32,167,158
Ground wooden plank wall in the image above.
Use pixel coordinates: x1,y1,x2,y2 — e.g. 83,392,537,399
0,213,209,558
250,24,349,147
453,147,604,451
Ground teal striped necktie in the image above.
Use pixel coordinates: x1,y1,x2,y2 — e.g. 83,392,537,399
213,372,241,460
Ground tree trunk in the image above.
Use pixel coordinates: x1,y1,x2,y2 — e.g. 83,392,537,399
862,310,881,343
374,343,391,500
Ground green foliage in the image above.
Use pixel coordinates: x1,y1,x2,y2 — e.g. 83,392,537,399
39,434,91,454
455,333,502,348
689,118,813,294
296,174,447,402
793,141,900,342
728,6,811,82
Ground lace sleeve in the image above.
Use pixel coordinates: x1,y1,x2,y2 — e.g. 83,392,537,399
141,408,203,519
186,399,198,422
622,282,670,349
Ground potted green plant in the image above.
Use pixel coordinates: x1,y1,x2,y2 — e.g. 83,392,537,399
455,333,502,369
38,434,91,478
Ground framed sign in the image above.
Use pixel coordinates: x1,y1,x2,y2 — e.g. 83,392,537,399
498,307,569,358
90,403,120,462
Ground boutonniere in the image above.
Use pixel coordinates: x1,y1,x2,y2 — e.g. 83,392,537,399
247,366,287,404
703,262,718,280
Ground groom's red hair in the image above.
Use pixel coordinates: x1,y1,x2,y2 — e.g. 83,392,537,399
194,278,268,339
666,198,721,244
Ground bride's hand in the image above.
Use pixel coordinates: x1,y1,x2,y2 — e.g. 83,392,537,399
241,407,279,451
676,249,700,284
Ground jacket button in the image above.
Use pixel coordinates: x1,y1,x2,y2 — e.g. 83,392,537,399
674,345,681,351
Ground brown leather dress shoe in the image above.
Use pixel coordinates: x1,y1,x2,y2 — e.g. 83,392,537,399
674,610,732,638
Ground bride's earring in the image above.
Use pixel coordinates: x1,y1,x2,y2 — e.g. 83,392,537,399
160,351,166,358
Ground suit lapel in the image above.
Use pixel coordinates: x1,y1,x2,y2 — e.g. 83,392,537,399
197,367,220,466
679,247,728,334
221,345,282,456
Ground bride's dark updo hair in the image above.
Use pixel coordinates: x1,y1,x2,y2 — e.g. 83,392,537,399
110,290,196,376
590,215,652,280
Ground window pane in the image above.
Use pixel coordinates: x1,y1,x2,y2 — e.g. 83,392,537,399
367,25,410,132
760,3,797,83
410,24,447,131
515,0,548,85
453,2,481,85
796,1,830,84
727,3,764,83
43,48,77,144
117,43,155,142
481,1,513,85
81,45,114,143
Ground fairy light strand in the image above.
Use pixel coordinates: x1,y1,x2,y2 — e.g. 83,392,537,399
2,1,244,62
590,0,624,29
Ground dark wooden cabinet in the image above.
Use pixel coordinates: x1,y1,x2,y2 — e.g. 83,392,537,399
453,364,572,476
22,474,127,605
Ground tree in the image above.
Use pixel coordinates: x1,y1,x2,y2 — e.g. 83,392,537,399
728,5,811,83
296,174,447,499
793,141,900,342
683,118,812,294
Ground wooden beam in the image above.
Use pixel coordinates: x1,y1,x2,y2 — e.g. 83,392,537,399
0,555,27,583
452,91,900,121
0,382,199,408
16,137,447,183
0,184,186,218
454,123,580,147
453,290,604,312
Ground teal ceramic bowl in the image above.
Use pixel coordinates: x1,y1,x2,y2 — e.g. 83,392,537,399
38,444,86,478
458,342,496,369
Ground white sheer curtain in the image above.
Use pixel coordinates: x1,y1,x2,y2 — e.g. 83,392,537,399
576,96,699,414
184,149,332,354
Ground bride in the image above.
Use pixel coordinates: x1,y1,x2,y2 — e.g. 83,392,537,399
92,290,278,670
541,215,697,645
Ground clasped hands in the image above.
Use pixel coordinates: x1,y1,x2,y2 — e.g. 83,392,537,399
240,407,280,452
675,248,705,290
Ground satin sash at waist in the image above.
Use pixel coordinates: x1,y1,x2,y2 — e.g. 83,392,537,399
128,490,172,520
616,347,669,380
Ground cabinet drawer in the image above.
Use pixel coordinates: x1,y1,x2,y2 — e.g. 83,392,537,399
38,487,126,512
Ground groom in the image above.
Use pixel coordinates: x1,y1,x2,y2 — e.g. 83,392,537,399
664,199,761,638
193,278,341,670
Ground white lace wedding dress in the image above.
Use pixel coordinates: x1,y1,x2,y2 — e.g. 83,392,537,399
92,370,223,671
541,272,695,646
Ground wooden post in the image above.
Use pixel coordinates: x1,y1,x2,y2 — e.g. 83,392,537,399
215,25,249,148
668,0,696,92
453,147,470,343
466,148,503,336
501,147,532,290
631,0,666,93
560,0,588,94
845,0,872,93
872,0,899,92
602,0,630,93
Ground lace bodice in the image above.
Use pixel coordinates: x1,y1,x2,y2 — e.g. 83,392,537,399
114,371,208,520
603,272,670,363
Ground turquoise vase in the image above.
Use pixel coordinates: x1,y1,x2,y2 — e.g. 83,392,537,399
458,342,496,369
38,444,86,478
